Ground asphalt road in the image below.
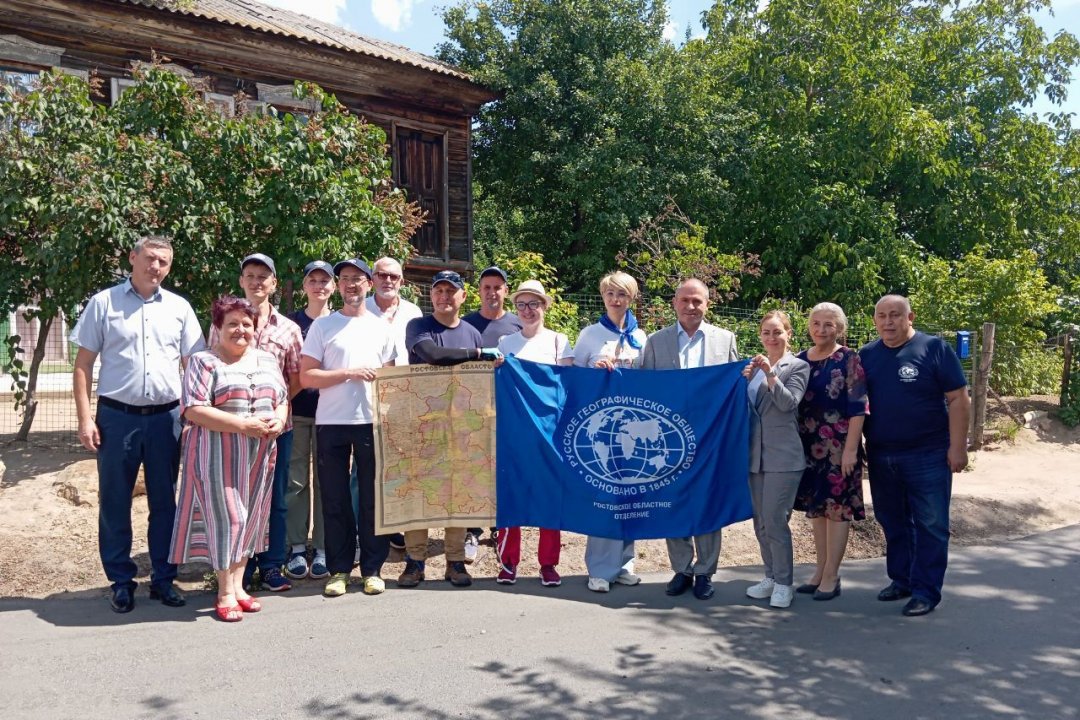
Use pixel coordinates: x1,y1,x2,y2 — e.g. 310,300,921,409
3,525,1078,720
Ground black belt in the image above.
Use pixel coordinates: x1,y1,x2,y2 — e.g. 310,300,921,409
97,396,179,416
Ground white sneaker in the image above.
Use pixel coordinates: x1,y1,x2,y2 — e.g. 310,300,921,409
587,577,610,593
746,577,775,599
613,572,641,586
770,583,794,608
463,532,479,564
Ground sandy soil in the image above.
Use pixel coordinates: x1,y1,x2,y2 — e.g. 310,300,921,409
1,396,1075,599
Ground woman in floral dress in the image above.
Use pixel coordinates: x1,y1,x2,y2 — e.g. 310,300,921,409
169,296,288,622
794,302,868,601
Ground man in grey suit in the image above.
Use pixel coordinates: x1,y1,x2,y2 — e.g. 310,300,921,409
640,278,740,600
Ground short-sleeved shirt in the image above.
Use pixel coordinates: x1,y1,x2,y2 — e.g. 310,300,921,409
288,308,324,418
366,295,423,367
572,322,647,369
859,331,967,453
69,279,206,405
463,310,523,347
406,315,483,365
301,311,396,425
497,328,573,365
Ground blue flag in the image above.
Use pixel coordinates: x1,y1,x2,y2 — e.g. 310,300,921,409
495,356,752,540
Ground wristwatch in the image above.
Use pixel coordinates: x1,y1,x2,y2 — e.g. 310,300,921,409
766,370,777,379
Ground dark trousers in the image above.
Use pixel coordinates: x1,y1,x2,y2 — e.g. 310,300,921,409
317,424,388,577
95,403,181,591
247,429,292,575
868,445,953,607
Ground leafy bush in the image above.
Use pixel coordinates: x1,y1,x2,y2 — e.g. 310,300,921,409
911,246,1059,397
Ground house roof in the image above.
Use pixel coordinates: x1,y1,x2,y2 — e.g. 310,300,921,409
119,0,472,80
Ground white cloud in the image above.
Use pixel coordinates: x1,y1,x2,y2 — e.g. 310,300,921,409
663,20,679,42
371,0,418,32
261,0,347,25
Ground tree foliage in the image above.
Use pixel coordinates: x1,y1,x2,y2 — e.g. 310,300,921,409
441,0,1080,317
0,66,421,437
911,245,1061,394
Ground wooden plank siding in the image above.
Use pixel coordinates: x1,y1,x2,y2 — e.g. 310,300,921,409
0,0,492,280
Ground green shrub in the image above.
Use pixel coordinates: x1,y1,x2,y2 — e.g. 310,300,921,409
991,347,1063,397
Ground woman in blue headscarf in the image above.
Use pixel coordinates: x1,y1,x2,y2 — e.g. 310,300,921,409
572,271,648,593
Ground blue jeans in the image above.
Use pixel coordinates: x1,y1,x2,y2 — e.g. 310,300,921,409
248,429,292,574
867,445,952,606
95,404,181,591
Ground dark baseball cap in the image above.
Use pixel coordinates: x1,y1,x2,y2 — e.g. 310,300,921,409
303,260,334,278
334,258,373,279
240,253,276,276
431,270,464,289
479,266,508,283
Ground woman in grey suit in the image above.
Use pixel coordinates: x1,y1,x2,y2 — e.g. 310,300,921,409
742,310,810,609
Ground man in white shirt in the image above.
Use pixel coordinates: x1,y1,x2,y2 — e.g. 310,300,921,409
300,258,396,597
640,278,739,601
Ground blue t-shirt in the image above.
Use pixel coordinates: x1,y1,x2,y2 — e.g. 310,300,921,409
406,315,483,365
463,310,523,346
859,331,967,453
288,309,321,418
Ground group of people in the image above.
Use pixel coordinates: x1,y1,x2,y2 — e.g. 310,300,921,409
71,235,969,623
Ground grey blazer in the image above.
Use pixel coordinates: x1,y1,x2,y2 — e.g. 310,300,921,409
748,352,810,473
640,322,740,370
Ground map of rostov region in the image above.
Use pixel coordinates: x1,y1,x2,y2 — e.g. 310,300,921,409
373,363,496,534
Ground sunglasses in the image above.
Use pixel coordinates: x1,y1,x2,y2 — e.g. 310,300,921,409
374,271,401,282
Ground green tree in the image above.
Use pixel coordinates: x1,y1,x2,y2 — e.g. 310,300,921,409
439,0,747,290
699,0,1079,308
0,66,421,438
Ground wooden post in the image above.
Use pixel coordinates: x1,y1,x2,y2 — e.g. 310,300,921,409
970,322,995,448
1062,330,1073,404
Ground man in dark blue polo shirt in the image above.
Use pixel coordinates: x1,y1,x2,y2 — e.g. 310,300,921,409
860,294,970,617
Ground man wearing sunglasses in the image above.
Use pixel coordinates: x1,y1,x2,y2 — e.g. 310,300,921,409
363,257,424,554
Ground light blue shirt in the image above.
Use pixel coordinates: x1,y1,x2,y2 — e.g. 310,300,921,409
70,279,206,405
676,324,706,369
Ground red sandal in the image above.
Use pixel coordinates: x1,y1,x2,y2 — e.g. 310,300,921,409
215,602,243,622
235,596,261,613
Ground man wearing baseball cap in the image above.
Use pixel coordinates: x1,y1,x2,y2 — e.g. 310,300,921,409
399,269,502,588
461,266,522,560
299,258,397,597
283,260,336,581
213,253,304,593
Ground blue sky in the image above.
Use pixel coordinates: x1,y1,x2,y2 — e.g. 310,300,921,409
264,0,1079,119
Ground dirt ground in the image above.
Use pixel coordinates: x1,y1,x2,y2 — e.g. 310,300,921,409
0,396,1075,599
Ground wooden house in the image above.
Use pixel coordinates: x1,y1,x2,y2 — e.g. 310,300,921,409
0,0,495,280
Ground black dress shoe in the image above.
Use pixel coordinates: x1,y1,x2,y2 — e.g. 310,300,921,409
813,577,841,601
878,584,913,602
795,583,820,594
901,598,935,617
692,574,715,600
109,586,135,614
149,582,187,607
665,573,693,596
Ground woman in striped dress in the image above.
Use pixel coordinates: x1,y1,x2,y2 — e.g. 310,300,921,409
169,296,288,622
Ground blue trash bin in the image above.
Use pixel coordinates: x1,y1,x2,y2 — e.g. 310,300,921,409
955,330,971,359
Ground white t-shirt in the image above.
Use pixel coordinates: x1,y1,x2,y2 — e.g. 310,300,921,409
498,328,574,365
572,322,647,369
301,311,396,425
365,295,423,367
